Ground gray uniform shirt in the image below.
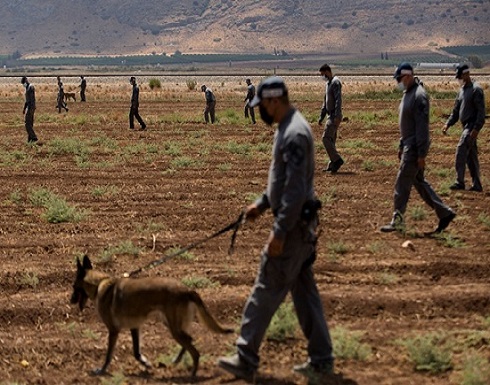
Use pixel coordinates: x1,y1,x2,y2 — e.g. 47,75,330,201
131,84,140,107
399,81,430,159
445,81,486,132
323,76,342,120
24,83,36,111
255,108,315,239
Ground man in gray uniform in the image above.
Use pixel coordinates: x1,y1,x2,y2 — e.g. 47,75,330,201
56,77,69,113
381,63,456,234
244,78,256,124
443,64,486,192
218,77,334,384
129,76,146,130
319,63,344,173
80,76,87,102
21,76,38,143
201,84,216,124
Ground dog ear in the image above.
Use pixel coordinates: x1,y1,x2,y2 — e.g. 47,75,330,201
82,255,93,270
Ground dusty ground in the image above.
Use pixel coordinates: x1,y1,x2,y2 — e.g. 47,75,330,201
0,75,489,385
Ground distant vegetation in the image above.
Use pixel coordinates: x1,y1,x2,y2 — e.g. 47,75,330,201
441,44,490,62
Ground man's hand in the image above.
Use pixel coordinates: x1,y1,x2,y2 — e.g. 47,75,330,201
398,149,403,161
470,129,479,140
266,231,284,257
442,124,449,135
417,157,426,170
334,116,342,125
245,203,262,222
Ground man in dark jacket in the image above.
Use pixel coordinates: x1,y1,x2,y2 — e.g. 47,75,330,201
129,76,146,130
201,84,216,124
244,78,256,124
21,76,38,143
80,76,87,102
443,64,486,192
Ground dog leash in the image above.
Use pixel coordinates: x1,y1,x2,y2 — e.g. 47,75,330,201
126,211,245,278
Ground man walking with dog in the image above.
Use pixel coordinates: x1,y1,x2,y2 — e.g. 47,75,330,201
380,63,456,234
218,76,335,385
129,76,146,130
442,64,486,192
21,76,38,143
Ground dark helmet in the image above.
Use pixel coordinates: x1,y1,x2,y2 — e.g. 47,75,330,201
393,62,413,81
455,63,470,79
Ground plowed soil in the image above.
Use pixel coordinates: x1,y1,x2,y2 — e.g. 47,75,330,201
0,75,489,385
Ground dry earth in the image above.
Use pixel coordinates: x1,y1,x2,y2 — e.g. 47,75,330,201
0,75,489,385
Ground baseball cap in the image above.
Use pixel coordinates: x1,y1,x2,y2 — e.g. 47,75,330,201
249,76,288,107
455,64,470,79
394,62,414,81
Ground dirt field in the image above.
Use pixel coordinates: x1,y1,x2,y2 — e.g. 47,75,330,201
0,74,489,385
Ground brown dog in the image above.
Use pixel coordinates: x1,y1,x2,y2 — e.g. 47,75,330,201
64,92,76,102
70,255,233,376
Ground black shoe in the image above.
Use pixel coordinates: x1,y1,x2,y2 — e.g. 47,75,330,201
330,158,344,173
140,125,147,131
293,360,334,384
469,186,483,192
380,211,404,233
449,182,465,190
434,212,456,233
218,354,256,383
323,162,333,172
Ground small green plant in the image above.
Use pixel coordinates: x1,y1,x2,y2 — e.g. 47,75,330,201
376,272,400,285
361,160,374,171
328,241,349,255
149,78,161,89
100,371,127,385
29,187,86,223
367,241,383,254
459,353,490,385
91,185,121,198
17,271,39,289
181,276,219,289
186,79,197,91
434,233,465,248
7,189,23,205
409,205,427,221
266,302,298,341
401,333,452,374
97,241,142,263
82,328,100,340
331,326,371,360
478,213,490,230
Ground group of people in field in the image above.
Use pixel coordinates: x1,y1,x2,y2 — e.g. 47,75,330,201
19,62,485,383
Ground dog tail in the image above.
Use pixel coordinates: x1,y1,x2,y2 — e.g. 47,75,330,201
189,291,234,334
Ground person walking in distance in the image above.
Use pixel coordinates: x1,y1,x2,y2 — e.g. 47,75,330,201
56,77,69,113
319,63,344,173
380,63,456,234
201,84,216,124
442,64,486,192
218,77,335,384
80,75,87,102
21,76,38,144
129,76,146,130
244,78,256,124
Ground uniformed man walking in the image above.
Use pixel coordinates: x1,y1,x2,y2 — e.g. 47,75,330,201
443,64,486,192
244,78,256,124
21,76,38,143
80,76,87,102
56,77,69,113
319,64,344,173
218,77,334,384
129,76,146,130
201,84,216,124
381,63,456,234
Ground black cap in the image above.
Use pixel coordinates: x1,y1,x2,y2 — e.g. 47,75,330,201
249,76,288,107
455,64,470,79
21,76,27,84
394,62,414,80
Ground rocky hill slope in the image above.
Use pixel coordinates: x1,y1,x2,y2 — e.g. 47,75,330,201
1,0,489,58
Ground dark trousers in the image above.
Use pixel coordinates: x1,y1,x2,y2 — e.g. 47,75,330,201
455,128,482,190
129,106,146,129
244,103,256,123
80,89,86,102
204,101,216,124
394,148,453,219
24,109,38,142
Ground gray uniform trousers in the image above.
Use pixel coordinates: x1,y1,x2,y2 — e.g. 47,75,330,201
455,128,482,190
236,222,334,369
322,118,341,162
394,148,453,218
24,109,37,142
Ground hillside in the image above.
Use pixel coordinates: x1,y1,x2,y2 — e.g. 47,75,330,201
1,0,489,58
